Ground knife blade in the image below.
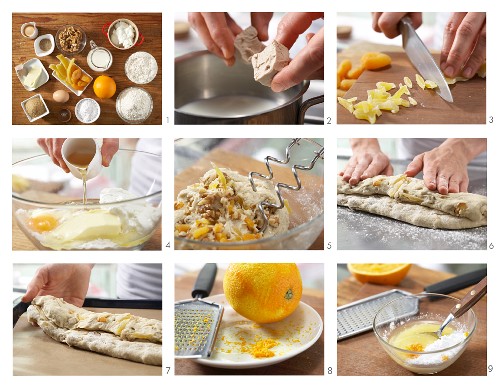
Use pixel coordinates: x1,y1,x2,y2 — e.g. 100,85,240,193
13,295,162,327
399,16,453,103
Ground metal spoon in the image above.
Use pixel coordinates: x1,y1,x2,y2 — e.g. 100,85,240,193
431,276,487,338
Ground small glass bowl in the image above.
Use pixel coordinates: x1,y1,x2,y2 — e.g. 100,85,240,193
55,25,87,56
373,293,477,374
116,87,153,124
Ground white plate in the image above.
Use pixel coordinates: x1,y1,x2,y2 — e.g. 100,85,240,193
15,58,49,91
193,294,323,369
51,67,92,96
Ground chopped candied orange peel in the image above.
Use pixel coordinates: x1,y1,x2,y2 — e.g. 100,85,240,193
339,79,356,91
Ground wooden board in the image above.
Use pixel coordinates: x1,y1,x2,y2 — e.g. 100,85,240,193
13,307,162,375
174,148,324,249
12,13,162,125
337,265,487,376
174,269,324,375
337,52,486,124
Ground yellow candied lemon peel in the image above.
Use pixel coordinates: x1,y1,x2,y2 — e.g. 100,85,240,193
404,76,413,88
210,162,227,190
415,73,426,89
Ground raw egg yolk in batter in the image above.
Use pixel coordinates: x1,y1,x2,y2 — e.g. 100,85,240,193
28,214,58,232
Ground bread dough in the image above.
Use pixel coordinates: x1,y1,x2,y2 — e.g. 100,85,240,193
337,174,487,229
234,26,266,63
27,296,162,366
252,40,290,87
175,167,289,242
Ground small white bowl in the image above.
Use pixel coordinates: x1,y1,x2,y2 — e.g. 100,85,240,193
21,94,50,123
15,58,49,91
75,98,101,124
34,34,55,57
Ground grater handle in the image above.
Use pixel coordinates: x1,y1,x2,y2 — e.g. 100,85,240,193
424,268,486,294
192,263,217,299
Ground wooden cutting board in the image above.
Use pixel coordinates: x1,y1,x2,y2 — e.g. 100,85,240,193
174,269,324,375
175,148,324,249
337,265,487,376
337,52,486,124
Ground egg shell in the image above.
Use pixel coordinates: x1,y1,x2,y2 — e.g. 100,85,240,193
53,90,70,103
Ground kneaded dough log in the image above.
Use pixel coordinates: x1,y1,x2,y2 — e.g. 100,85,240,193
234,26,266,63
27,304,162,366
337,174,487,229
32,295,162,343
252,40,290,86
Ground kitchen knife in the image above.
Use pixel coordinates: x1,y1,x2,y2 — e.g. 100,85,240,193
13,295,162,327
399,16,453,103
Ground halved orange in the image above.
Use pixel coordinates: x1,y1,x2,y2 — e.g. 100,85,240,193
347,263,412,285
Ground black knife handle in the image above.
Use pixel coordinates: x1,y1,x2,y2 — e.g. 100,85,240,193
192,263,217,299
424,268,487,294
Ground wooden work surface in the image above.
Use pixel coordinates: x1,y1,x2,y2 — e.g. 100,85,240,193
175,268,324,375
12,13,162,125
337,265,487,376
337,51,486,125
175,148,324,250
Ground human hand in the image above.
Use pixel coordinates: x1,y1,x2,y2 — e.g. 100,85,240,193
440,12,486,78
37,138,119,172
271,12,324,92
372,12,423,38
188,12,273,66
340,138,393,185
22,264,93,307
404,139,486,194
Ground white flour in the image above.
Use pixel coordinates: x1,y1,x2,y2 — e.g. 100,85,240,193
75,98,100,123
117,87,153,122
125,51,158,84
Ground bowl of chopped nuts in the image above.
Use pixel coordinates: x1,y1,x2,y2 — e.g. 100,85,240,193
55,25,86,56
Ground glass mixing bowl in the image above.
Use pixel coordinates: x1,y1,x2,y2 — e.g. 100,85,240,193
174,138,324,250
12,149,162,251
373,293,477,375
55,24,87,56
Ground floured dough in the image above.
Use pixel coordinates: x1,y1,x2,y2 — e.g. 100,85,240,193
234,26,266,63
175,167,289,242
252,40,290,87
337,174,487,229
27,295,162,366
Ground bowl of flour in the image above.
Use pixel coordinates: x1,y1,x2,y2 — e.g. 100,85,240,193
116,87,153,124
125,51,158,84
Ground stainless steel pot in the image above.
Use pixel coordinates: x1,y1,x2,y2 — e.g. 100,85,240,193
175,51,323,125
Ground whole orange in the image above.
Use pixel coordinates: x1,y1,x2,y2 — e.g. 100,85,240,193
223,263,302,324
93,75,116,99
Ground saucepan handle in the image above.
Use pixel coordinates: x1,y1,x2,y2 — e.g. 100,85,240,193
298,95,324,125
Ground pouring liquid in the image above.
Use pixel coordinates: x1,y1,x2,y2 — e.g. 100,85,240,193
66,149,95,204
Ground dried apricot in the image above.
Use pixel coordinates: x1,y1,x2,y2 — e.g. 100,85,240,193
361,52,391,70
347,65,364,79
339,79,356,91
337,60,352,85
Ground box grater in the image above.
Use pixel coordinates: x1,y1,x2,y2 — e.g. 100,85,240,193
337,289,418,341
175,263,224,358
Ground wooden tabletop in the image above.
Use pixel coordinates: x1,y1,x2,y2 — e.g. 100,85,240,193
12,13,162,125
337,265,487,376
12,215,162,251
175,268,324,375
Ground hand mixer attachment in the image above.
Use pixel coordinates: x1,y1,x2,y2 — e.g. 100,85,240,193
248,138,324,233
